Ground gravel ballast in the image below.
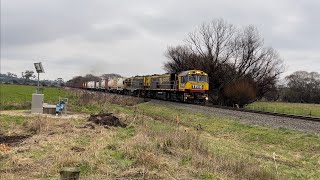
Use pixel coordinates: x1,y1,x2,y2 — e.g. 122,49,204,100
150,100,320,134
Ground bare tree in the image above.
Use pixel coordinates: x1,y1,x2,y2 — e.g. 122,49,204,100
187,19,236,65
164,18,284,105
232,26,284,98
164,45,200,73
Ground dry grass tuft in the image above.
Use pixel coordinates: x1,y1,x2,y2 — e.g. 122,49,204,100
118,167,163,179
22,117,47,134
119,113,277,179
70,89,145,107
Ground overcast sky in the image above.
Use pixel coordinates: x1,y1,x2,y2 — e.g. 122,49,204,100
1,0,320,81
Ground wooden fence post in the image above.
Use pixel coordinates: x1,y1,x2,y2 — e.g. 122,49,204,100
60,167,80,180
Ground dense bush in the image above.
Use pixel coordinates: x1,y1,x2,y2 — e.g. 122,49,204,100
223,79,257,107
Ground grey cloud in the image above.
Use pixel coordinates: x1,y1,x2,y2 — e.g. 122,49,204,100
1,0,121,46
1,0,319,80
133,14,189,36
52,55,164,78
84,24,140,43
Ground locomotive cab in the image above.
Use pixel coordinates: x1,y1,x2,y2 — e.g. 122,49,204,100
178,70,209,103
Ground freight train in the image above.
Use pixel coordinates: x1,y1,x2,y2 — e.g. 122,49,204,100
82,70,209,103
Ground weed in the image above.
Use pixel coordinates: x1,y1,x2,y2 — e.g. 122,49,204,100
78,160,94,175
200,172,216,180
180,155,192,166
116,126,135,139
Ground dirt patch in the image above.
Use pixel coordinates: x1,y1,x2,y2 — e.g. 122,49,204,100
71,146,85,152
0,134,30,146
0,144,11,151
88,113,127,127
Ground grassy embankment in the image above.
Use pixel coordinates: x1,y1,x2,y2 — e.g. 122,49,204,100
246,101,320,117
0,85,319,179
0,84,68,110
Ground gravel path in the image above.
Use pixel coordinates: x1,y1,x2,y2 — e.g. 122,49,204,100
150,100,320,134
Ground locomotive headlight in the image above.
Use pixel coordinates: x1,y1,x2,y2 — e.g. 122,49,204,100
205,97,209,101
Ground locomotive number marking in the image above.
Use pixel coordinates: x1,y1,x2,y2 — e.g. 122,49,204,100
192,85,203,89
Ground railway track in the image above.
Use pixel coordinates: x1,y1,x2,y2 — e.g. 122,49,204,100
149,99,320,133
141,96,320,122
70,88,320,133
204,104,320,122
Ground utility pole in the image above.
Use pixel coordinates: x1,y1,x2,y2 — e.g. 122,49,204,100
37,72,40,93
34,62,45,94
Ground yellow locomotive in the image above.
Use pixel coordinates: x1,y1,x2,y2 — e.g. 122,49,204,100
123,70,209,103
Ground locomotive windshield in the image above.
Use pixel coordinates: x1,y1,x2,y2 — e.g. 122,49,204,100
198,75,208,82
188,74,197,82
182,75,208,82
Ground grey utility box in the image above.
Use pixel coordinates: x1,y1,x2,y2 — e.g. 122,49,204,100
31,94,44,114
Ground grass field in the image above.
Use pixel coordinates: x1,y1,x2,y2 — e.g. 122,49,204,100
0,84,68,110
1,86,320,179
246,101,320,117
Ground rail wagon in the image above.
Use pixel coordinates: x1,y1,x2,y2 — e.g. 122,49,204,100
82,82,87,89
100,79,108,91
107,79,117,92
116,78,125,92
108,78,125,93
87,81,95,89
123,76,144,95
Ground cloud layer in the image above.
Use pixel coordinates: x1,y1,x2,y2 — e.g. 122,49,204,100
1,0,320,80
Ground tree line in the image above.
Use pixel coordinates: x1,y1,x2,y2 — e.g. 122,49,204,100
265,71,320,104
0,71,64,87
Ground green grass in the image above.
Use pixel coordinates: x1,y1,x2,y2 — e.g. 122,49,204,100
0,115,27,133
1,88,320,179
0,84,68,110
137,102,320,179
245,101,320,117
